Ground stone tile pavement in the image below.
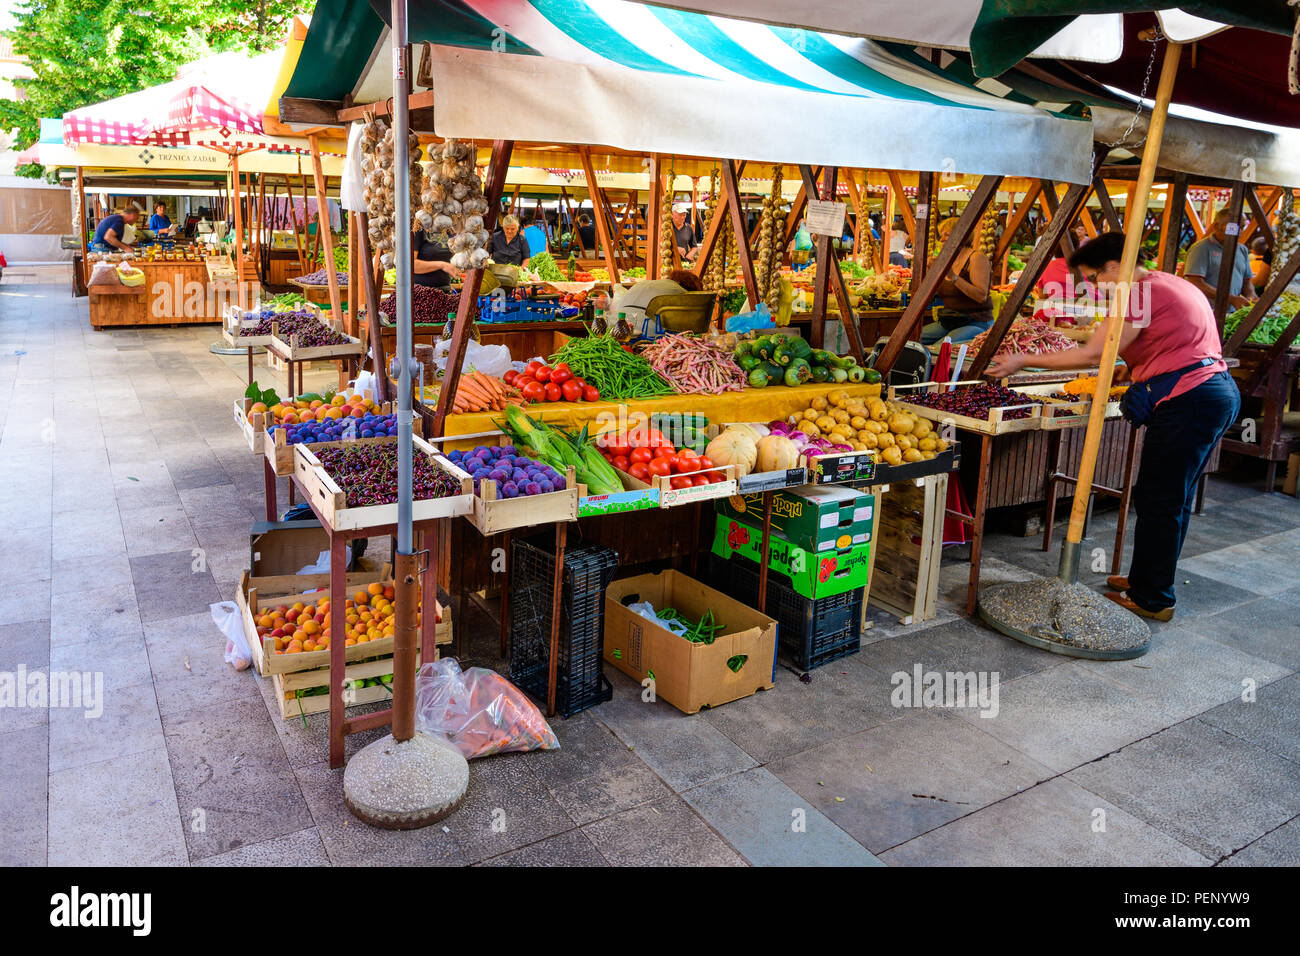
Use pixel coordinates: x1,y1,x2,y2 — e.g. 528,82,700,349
1,278,1297,866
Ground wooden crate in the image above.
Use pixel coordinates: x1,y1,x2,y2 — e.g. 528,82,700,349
470,465,579,534
266,306,364,364
262,398,409,477
221,304,275,348
272,651,421,720
235,568,450,677
865,473,947,625
293,435,474,532
234,397,271,453
1013,382,1120,431
889,380,1046,435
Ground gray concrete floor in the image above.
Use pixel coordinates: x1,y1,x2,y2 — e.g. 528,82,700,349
2,273,1298,866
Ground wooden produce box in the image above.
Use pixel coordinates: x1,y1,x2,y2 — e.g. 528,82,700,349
470,465,579,535
234,397,272,453
643,465,737,509
221,304,274,347
864,474,947,625
293,435,474,532
266,306,364,364
262,400,410,477
1012,382,1121,431
272,651,419,720
889,380,1046,436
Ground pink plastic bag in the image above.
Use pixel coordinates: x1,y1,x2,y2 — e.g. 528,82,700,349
414,658,559,759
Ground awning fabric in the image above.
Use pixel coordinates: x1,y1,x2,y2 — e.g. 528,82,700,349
282,0,1095,183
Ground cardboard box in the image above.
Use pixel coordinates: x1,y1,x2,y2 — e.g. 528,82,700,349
604,570,777,715
710,513,871,600
716,484,873,554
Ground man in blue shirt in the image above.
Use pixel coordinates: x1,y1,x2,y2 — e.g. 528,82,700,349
1184,209,1256,309
90,207,139,252
522,215,548,262
148,202,173,235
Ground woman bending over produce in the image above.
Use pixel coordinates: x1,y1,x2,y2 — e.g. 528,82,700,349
987,232,1237,622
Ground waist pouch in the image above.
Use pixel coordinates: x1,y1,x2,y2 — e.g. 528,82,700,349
1119,358,1214,426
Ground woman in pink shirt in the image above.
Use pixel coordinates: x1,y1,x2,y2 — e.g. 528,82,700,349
989,232,1239,621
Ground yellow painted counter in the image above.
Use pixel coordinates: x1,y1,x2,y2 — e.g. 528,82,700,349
439,382,883,447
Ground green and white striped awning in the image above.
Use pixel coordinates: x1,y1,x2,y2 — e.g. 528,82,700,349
282,0,1095,183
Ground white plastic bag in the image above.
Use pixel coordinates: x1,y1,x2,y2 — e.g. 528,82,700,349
296,546,351,575
414,658,559,759
352,369,376,399
431,338,513,379
211,602,252,671
87,261,121,287
628,600,688,636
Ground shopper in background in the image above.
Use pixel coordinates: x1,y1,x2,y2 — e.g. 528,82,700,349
490,213,530,266
671,204,698,261
987,232,1237,621
90,206,138,253
576,213,597,256
888,215,910,266
1184,209,1256,309
920,216,994,344
1249,235,1272,294
522,214,548,261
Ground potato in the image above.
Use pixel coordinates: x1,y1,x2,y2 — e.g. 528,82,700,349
876,432,895,449
935,437,949,452
895,434,914,451
921,450,936,460
815,415,836,434
850,441,867,452
809,396,828,412
865,419,887,435
918,435,938,451
881,445,903,466
802,408,820,422
830,408,851,424
797,419,821,436
903,448,924,462
888,412,915,435
846,404,868,419
850,415,868,430
868,399,889,422
911,417,933,438
858,431,878,449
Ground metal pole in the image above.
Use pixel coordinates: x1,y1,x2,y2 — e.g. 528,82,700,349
391,0,417,743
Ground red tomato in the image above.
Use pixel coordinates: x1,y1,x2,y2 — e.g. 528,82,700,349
669,475,692,489
502,370,519,386
524,360,543,377
520,381,545,402
544,382,562,403
648,458,672,478
609,442,631,459
707,471,728,483
583,385,600,402
675,456,700,474
561,380,583,402
533,365,552,383
697,456,714,471
571,376,586,388
676,447,698,460
551,363,572,384
629,461,651,482
652,445,676,459
612,455,631,473
629,447,653,464
691,474,712,486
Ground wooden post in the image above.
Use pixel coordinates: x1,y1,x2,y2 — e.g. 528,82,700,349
1212,181,1246,332
721,160,760,309
887,170,917,245
881,182,896,272
1062,41,1183,566
994,181,1043,262
1224,246,1300,356
1184,194,1206,239
307,134,343,329
692,163,740,280
75,166,88,262
875,174,1002,374
1243,185,1279,247
910,171,937,296
579,147,621,282
1094,177,1123,231
1160,173,1189,273
646,155,662,279
231,151,247,309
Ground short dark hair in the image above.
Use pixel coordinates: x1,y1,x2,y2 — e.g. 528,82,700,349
668,269,703,291
155,202,166,211
1069,231,1125,270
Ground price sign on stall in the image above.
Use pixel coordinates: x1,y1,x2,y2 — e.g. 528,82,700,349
806,200,848,238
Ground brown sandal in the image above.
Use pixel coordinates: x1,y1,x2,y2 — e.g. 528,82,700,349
1104,591,1174,622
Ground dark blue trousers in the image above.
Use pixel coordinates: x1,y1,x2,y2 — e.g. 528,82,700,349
1128,371,1240,612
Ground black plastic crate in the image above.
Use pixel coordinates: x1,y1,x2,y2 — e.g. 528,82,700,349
508,537,619,717
723,556,862,671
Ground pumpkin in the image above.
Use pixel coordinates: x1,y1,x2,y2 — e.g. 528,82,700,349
755,434,800,472
705,429,758,478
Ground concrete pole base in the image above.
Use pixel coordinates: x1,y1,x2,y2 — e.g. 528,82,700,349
343,732,469,830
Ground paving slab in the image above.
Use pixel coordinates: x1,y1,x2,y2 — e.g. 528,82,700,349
443,752,577,864
1198,672,1300,765
1218,817,1300,867
0,724,48,865
162,695,313,861
581,794,747,866
0,620,51,734
143,611,261,718
48,679,164,772
880,777,1210,866
50,550,134,597
50,628,152,691
47,747,188,866
130,549,222,623
769,709,1054,854
1179,542,1300,599
479,828,609,866
682,767,882,866
1183,597,1300,669
120,503,200,558
50,582,142,647
860,615,1065,686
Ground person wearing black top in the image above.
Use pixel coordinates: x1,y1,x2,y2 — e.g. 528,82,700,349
490,214,530,266
413,230,460,287
576,214,596,255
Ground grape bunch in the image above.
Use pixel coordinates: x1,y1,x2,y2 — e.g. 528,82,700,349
269,412,399,445
315,444,462,507
907,384,1044,421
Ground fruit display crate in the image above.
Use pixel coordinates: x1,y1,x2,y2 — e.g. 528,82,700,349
266,307,365,364
262,402,411,478
292,435,474,533
272,650,423,721
235,568,451,677
866,441,961,485
1012,383,1121,431
714,554,864,671
509,536,619,718
221,304,275,347
234,397,272,453
470,466,579,535
616,464,738,509
888,380,1047,436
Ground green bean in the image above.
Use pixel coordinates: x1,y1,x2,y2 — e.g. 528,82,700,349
548,334,672,400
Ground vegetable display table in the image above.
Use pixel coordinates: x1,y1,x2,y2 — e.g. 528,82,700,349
86,259,228,330
1221,346,1300,492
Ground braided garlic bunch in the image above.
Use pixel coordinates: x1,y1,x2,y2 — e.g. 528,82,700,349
422,139,491,271
978,207,999,258
1272,189,1299,286
361,117,425,268
755,166,783,306
658,169,675,274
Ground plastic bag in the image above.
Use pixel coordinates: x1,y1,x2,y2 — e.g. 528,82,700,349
725,302,772,333
628,600,688,636
414,658,559,759
87,261,121,287
352,369,376,400
210,602,252,671
296,546,351,575
431,338,513,378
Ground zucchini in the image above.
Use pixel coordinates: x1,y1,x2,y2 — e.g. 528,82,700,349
810,364,830,383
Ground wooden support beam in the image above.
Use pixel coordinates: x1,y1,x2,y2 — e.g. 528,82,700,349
335,90,435,123
278,97,346,127
1224,242,1300,356
909,171,936,296
800,165,866,361
1039,180,1077,262
646,155,663,279
693,166,734,279
1160,173,1189,273
307,133,343,329
994,181,1042,263
721,160,760,308
356,211,390,403
431,140,513,438
1243,185,1279,247
1078,202,1098,238
887,170,916,242
880,183,896,272
231,151,247,310
1093,177,1123,231
1212,181,1246,333
75,167,88,262
876,174,1002,374
579,147,621,281
844,170,863,256
1184,195,1206,239
969,182,1092,378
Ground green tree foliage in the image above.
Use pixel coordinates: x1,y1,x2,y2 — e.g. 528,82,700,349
0,0,313,151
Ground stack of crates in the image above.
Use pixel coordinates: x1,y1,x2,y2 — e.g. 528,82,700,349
508,537,619,717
